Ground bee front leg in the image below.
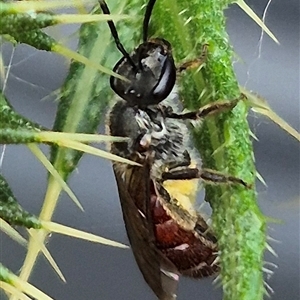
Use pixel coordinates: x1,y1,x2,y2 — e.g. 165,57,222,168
177,44,208,73
164,95,245,121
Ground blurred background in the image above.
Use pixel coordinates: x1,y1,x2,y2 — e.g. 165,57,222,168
0,0,299,299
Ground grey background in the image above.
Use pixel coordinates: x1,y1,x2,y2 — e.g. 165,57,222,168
0,0,299,299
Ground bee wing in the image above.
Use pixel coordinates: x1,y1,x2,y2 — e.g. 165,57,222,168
113,164,178,300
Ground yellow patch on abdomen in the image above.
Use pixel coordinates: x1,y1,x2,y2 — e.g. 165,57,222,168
163,179,198,214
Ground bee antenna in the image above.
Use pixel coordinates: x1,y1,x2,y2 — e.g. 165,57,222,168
99,1,137,70
143,0,156,42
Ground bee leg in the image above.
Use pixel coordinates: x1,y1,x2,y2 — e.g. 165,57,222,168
162,168,200,181
165,95,245,121
167,150,191,170
162,167,250,188
194,222,217,244
200,168,251,188
177,44,208,73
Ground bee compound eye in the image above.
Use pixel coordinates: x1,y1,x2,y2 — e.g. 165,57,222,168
152,56,176,101
110,39,177,107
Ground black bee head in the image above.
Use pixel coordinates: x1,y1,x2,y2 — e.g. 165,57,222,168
111,38,176,108
99,0,176,108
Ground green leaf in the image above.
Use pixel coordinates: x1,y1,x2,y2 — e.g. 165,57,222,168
0,92,43,144
0,174,41,229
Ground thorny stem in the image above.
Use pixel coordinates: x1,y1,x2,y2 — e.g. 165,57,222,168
150,1,267,299
2,1,267,300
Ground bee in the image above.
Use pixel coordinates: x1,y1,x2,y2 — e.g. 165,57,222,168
99,0,248,299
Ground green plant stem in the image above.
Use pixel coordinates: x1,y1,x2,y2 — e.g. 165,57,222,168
15,0,141,293
0,174,41,228
149,1,267,299
16,177,61,284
